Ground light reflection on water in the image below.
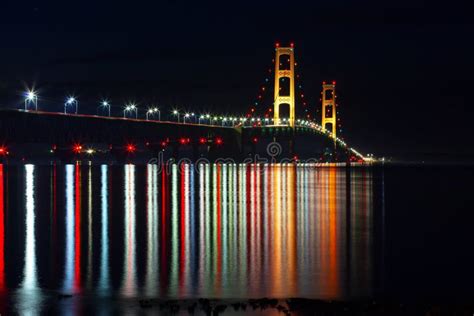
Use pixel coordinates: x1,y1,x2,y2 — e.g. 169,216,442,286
98,165,110,294
0,163,376,311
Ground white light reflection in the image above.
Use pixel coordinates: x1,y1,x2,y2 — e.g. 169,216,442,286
62,165,74,293
121,164,137,297
145,164,159,297
21,165,37,290
198,163,205,289
169,164,178,295
98,165,110,294
17,165,43,315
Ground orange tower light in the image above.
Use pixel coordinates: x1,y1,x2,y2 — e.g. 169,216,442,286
321,82,337,138
273,44,296,127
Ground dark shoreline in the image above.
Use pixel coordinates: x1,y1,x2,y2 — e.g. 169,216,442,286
15,296,471,315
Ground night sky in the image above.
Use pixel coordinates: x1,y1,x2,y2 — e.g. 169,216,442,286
1,1,472,159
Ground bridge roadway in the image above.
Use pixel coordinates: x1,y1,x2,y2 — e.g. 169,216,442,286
0,109,360,163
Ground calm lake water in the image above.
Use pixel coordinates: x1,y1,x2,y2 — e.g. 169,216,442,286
0,163,473,314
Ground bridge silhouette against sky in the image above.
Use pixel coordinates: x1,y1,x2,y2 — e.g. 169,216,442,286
0,44,366,163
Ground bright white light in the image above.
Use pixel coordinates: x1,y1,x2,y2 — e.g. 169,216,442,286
26,90,37,101
67,97,76,104
102,101,109,107
173,110,179,115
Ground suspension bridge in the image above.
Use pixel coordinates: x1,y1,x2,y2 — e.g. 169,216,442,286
0,44,367,163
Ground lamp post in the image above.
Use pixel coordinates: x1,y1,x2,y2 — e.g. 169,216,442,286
146,108,153,120
101,100,111,117
129,104,137,118
64,97,78,114
124,105,130,118
183,113,190,124
172,110,180,123
123,104,137,118
24,90,38,110
146,107,159,120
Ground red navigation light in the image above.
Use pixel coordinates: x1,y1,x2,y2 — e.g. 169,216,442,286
179,137,187,145
126,144,136,153
332,80,336,85
252,137,258,143
290,42,294,48
293,155,299,161
322,81,326,85
199,137,207,144
145,141,150,146
275,42,280,48
0,146,7,155
215,137,223,145
73,144,82,154
160,141,167,147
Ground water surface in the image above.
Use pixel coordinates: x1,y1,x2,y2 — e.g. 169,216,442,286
0,163,473,313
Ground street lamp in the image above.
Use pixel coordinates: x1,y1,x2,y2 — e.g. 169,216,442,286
199,115,205,125
24,90,38,110
146,107,160,120
101,100,111,117
183,113,190,123
64,97,78,114
124,103,137,118
123,105,130,118
146,108,153,120
172,109,180,123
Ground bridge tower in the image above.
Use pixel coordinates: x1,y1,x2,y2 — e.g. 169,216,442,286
321,81,337,138
273,43,295,127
